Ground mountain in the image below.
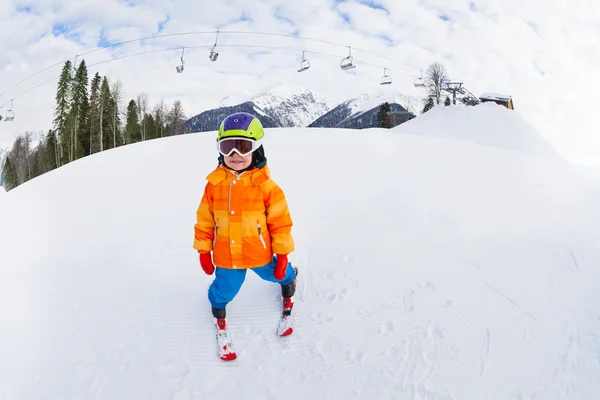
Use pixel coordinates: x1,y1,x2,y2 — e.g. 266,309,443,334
186,101,280,133
2,104,600,399
186,85,334,133
0,147,7,187
249,85,334,128
309,90,420,129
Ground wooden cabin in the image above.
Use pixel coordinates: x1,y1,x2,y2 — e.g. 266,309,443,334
479,93,514,110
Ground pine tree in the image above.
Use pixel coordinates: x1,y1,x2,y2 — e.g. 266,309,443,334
30,148,42,180
144,113,157,140
68,59,90,161
125,100,141,144
89,73,102,154
444,96,451,106
378,102,392,128
72,60,90,158
2,157,18,191
54,60,73,166
99,76,111,152
422,97,435,113
46,130,58,171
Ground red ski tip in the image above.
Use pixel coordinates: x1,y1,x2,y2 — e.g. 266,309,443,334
220,353,237,361
280,327,293,337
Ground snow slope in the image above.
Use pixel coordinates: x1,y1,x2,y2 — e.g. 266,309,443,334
1,106,600,399
397,102,564,159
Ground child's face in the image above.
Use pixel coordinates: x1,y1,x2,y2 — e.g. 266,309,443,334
224,152,252,171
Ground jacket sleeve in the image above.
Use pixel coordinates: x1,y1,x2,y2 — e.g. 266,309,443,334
193,183,215,253
264,180,294,255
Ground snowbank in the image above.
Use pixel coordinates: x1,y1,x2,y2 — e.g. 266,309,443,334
1,114,599,399
396,102,563,160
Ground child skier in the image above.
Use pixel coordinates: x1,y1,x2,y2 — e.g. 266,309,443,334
193,112,297,361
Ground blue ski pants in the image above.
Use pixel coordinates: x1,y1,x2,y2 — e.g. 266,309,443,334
208,255,296,309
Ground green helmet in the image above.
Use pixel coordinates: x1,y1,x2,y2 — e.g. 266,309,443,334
217,112,265,142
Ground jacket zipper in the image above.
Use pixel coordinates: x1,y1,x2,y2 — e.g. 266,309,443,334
214,220,219,245
257,223,266,249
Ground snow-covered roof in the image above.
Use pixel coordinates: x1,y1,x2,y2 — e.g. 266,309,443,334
479,92,512,102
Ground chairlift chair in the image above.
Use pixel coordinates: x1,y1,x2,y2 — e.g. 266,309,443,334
297,51,310,72
414,70,425,88
4,101,14,121
380,68,392,85
0,107,3,122
209,31,219,61
340,46,355,70
176,48,185,73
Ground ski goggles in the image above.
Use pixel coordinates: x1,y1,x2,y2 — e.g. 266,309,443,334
217,137,262,157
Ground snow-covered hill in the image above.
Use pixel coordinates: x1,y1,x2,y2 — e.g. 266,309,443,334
398,102,565,159
1,105,600,399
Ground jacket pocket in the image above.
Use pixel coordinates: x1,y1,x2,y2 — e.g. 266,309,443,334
257,223,266,249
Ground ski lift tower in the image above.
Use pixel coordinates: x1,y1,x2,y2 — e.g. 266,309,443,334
443,81,465,105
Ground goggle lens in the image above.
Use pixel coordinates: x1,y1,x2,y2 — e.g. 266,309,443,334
218,138,257,156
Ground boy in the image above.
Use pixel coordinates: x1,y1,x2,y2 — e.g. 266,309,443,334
193,112,297,361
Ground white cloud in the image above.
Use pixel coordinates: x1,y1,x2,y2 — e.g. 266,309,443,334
0,0,599,166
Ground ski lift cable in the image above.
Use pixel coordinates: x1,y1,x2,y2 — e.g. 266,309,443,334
1,30,423,101
0,59,71,99
0,43,413,108
83,43,414,76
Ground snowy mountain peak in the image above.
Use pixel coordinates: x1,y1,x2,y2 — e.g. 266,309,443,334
343,88,422,116
249,83,335,128
189,84,335,132
218,91,253,108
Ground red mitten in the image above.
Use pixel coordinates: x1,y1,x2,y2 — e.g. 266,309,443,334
273,254,288,280
199,252,215,275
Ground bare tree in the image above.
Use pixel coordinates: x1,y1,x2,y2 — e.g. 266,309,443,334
168,100,187,135
153,98,168,138
137,93,149,141
425,62,448,105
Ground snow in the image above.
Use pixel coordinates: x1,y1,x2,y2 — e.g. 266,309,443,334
250,83,335,127
396,102,564,159
479,92,512,101
1,105,600,399
344,87,422,117
218,91,254,107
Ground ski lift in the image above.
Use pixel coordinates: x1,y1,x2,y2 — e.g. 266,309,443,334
209,30,219,61
176,48,185,73
380,68,392,85
340,46,355,70
4,100,14,121
414,70,425,87
297,51,310,72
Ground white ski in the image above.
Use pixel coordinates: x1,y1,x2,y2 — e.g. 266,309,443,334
215,318,237,361
277,313,294,337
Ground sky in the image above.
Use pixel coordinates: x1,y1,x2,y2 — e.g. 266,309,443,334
0,0,599,166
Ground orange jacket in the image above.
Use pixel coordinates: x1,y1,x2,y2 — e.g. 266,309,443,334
193,164,294,269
